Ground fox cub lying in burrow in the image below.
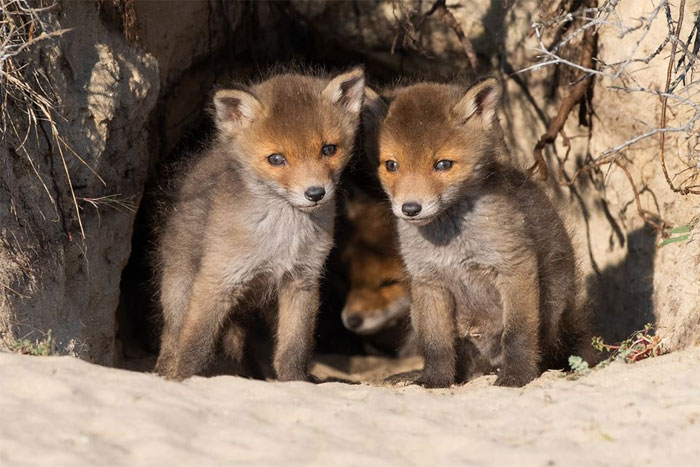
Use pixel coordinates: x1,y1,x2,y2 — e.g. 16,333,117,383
155,69,366,381
368,78,593,387
338,185,415,356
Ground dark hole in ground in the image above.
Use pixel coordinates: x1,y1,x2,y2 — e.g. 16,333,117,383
114,2,448,377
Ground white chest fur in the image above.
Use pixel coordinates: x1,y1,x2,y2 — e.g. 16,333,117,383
223,199,335,288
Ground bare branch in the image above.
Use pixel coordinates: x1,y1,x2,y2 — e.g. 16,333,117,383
433,0,479,70
529,0,598,180
658,0,699,195
390,0,480,71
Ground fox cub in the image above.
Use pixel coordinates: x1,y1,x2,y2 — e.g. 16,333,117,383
155,69,366,381
338,186,414,355
337,93,414,355
369,78,592,387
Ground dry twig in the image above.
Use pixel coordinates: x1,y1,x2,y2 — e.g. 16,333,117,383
432,0,479,70
391,0,480,71
517,0,699,230
530,0,598,180
658,0,699,195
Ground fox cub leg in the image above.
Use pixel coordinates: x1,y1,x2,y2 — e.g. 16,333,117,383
155,270,193,377
495,264,541,387
273,276,320,382
160,267,240,381
221,317,249,370
155,322,181,378
455,338,486,384
411,283,457,388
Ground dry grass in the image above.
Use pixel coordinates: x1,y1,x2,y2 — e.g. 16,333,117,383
1,0,105,242
78,194,137,227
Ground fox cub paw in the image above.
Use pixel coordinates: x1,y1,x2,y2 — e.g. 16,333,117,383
276,370,310,383
494,368,538,387
384,370,453,388
384,370,423,387
154,357,178,380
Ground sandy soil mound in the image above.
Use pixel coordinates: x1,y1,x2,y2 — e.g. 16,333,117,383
2,348,699,466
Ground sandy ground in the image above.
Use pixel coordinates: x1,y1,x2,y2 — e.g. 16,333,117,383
2,347,700,467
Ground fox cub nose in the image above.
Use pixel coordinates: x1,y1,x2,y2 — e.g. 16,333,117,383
401,202,422,217
346,314,363,330
304,186,326,202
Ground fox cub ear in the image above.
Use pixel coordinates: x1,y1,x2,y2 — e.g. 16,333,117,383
360,87,388,167
452,77,501,127
323,67,366,115
213,88,262,134
363,87,388,123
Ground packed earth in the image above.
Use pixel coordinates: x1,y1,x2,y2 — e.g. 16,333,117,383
2,347,700,466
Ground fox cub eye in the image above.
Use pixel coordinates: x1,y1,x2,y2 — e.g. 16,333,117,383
268,153,286,166
321,144,337,156
385,160,398,172
434,160,453,171
379,278,400,288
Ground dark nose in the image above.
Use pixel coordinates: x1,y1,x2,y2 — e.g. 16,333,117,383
305,186,325,202
401,202,422,217
346,314,363,330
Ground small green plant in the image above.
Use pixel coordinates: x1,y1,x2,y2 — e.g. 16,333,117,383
659,225,693,247
592,323,665,366
10,329,55,356
568,355,590,377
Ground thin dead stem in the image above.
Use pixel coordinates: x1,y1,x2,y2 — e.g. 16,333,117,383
432,0,479,70
529,0,598,180
517,0,699,230
1,0,106,242
390,0,480,70
658,0,699,195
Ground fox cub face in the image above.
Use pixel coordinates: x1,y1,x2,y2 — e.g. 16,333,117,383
340,194,409,335
371,79,501,225
213,69,365,211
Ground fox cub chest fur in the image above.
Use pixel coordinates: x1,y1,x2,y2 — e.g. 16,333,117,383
155,69,366,381
372,79,592,387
